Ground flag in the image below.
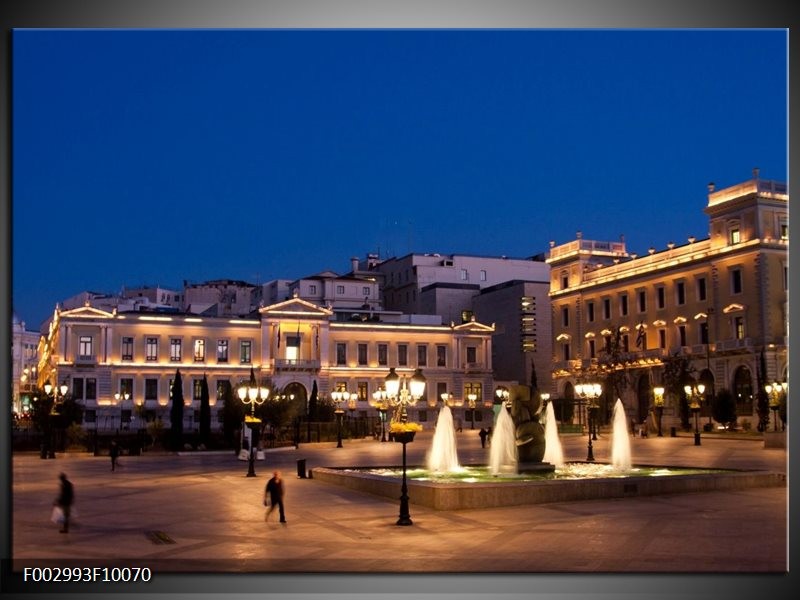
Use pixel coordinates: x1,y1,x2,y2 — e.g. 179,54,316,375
635,322,645,349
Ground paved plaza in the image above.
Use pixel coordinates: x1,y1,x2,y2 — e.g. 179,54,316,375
11,428,789,579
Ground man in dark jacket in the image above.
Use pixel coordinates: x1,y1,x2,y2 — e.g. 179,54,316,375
55,473,74,533
264,471,286,523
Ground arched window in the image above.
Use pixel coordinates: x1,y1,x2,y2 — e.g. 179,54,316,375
732,366,753,413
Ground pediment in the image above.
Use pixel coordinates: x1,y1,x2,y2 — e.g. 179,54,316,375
451,319,495,333
59,305,116,319
260,296,333,317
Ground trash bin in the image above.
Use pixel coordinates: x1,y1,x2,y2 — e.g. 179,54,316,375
297,458,307,479
670,427,677,437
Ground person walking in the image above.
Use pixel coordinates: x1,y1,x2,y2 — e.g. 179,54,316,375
110,440,120,472
264,471,286,524
478,427,488,448
54,473,74,533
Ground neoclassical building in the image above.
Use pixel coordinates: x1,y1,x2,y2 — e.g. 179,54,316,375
547,173,788,427
35,295,496,431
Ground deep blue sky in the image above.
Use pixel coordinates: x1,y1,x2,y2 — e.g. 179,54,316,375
12,29,787,328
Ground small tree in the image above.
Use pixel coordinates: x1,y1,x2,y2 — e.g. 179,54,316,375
220,381,245,448
662,352,694,430
596,325,632,425
712,388,737,429
552,397,575,424
169,369,185,451
198,374,211,447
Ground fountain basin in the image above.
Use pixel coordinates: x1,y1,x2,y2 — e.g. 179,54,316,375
311,464,786,511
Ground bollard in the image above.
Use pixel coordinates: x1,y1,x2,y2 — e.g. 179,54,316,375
297,458,307,479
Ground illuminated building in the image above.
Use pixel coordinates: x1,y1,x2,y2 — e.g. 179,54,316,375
547,172,788,428
35,294,496,432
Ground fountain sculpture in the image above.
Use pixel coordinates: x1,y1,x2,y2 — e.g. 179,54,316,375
611,398,632,471
488,404,518,475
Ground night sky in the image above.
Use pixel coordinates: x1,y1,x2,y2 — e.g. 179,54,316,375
12,28,787,328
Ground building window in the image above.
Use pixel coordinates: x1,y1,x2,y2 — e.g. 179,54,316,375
378,343,388,366
363,286,370,296
145,378,158,401
637,290,646,313
437,345,447,367
85,378,97,401
309,284,317,294
678,325,687,347
240,340,252,364
656,287,665,309
480,270,487,282
398,344,408,366
675,281,685,305
194,339,206,362
561,306,569,327
561,271,569,290
120,378,133,397
72,378,84,400
602,298,611,320
588,339,596,359
191,379,202,401
357,381,368,401
79,336,93,359
604,335,612,353
417,344,427,367
700,322,709,345
146,337,158,361
562,343,571,361
460,269,468,281
586,301,595,323
464,382,483,405
121,337,134,361
466,346,477,364
336,343,347,366
729,226,741,244
780,221,788,240
696,277,707,302
784,265,789,291
336,285,345,295
731,268,743,294
358,343,368,366
619,294,628,316
170,338,182,362
658,329,666,349
734,316,745,340
217,340,229,363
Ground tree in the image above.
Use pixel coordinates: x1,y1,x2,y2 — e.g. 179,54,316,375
755,350,770,432
662,351,694,430
308,380,319,421
169,369,184,451
220,380,245,448
199,373,211,447
712,388,737,429
596,325,632,425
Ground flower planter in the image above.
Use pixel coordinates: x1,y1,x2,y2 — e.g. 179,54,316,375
393,431,416,444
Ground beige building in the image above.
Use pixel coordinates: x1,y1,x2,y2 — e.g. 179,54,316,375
547,173,788,428
36,295,496,432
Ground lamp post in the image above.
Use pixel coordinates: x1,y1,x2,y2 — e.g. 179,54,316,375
114,390,131,431
575,382,601,461
684,383,705,446
385,367,426,526
331,389,348,448
764,382,787,432
43,381,69,459
237,381,270,477
653,386,665,437
369,387,390,442
466,393,477,429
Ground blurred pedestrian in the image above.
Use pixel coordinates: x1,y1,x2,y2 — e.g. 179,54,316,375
478,427,488,448
110,440,120,472
54,472,74,533
264,470,287,524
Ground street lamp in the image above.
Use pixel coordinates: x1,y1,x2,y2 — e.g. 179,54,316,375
43,381,69,459
764,382,787,432
684,383,705,446
384,367,426,526
114,390,131,431
369,387,390,442
237,381,270,477
466,392,477,429
575,382,602,461
331,389,349,448
653,386,665,437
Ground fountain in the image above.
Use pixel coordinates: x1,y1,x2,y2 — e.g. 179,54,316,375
488,405,518,475
542,401,565,468
611,398,632,471
427,404,464,473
